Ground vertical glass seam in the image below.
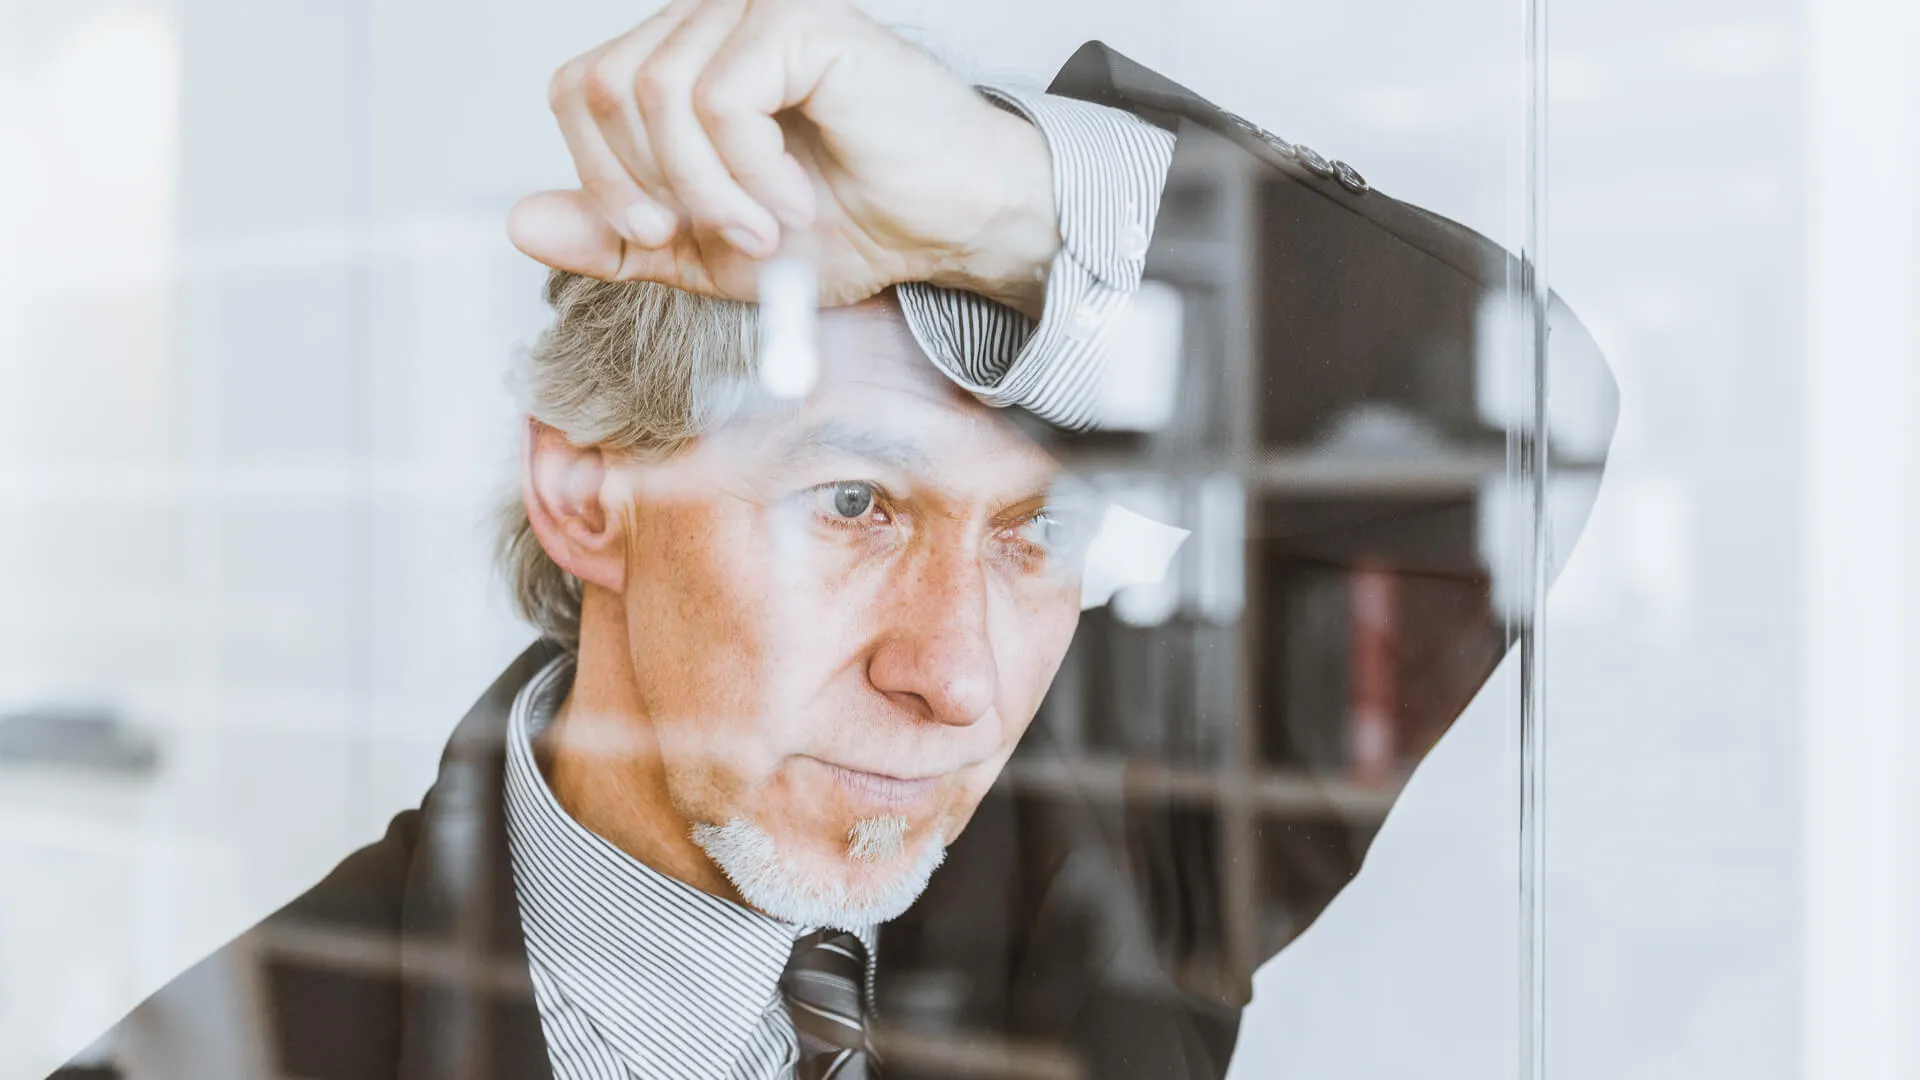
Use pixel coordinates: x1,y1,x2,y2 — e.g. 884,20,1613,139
1518,0,1552,1074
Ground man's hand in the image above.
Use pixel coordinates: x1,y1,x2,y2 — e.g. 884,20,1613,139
508,0,1061,313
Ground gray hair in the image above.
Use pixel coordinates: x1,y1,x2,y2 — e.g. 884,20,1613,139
496,270,759,649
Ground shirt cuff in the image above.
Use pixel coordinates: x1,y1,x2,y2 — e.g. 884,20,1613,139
896,87,1177,430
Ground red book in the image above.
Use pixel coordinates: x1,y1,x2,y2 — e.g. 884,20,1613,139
1347,566,1400,787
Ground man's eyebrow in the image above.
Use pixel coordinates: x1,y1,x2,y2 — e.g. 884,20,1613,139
773,420,935,473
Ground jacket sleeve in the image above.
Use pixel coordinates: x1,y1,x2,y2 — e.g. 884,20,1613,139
48,810,421,1080
999,39,1619,1079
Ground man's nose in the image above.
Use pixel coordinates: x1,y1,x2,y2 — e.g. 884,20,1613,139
866,548,999,727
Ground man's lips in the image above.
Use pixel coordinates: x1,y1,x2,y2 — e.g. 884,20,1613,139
808,758,952,810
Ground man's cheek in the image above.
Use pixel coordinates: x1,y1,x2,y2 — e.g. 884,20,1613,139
1007,615,1081,714
1036,605,1083,684
664,713,787,818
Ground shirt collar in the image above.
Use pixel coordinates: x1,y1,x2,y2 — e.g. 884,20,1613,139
502,652,809,1077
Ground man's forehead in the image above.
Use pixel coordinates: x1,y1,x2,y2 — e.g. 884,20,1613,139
701,296,1060,493
773,418,935,473
812,295,964,402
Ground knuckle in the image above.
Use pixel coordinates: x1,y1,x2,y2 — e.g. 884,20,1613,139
581,64,627,119
692,74,743,126
632,64,682,114
545,62,580,114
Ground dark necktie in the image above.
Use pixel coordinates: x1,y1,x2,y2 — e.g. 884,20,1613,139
780,929,878,1080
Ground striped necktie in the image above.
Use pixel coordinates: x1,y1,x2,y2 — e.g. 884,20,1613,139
780,929,878,1080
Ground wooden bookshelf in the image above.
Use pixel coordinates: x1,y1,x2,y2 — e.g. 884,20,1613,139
1001,756,1400,820
1013,125,1551,1008
1055,446,1603,498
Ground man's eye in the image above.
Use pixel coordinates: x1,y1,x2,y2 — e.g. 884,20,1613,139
1015,510,1081,554
814,481,878,521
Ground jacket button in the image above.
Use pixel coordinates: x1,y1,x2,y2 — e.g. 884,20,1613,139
1224,110,1295,158
1333,160,1370,193
1223,110,1261,135
1295,144,1335,177
1260,131,1297,158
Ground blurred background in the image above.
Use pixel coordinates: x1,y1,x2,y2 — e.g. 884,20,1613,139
0,0,1913,1078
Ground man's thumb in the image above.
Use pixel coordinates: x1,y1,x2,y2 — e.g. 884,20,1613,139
507,190,626,280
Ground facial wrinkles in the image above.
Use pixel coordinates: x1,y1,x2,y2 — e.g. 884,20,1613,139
617,349,1078,888
643,456,1065,802
751,499,1013,825
626,496,776,813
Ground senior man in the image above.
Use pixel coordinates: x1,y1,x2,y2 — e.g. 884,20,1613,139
55,2,1616,1079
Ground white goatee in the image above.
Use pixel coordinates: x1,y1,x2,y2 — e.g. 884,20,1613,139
691,816,944,931
847,814,909,863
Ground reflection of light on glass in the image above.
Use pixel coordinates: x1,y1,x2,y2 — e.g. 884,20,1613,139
1081,494,1189,624
1477,473,1610,626
1091,281,1184,432
757,253,820,654
1475,292,1614,461
757,258,818,399
1192,476,1244,624
761,492,816,690
1472,292,1527,437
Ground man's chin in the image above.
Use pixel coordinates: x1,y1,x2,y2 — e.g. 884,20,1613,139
690,816,947,930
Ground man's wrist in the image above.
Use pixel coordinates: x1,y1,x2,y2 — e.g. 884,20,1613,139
926,109,1060,320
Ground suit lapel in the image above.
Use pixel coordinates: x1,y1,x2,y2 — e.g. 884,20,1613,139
396,640,559,1080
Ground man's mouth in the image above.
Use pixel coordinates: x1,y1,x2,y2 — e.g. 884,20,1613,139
810,759,947,811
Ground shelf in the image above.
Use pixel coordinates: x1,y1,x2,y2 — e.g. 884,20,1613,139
1001,755,1400,821
1054,448,1604,499
261,920,1089,1079
259,919,531,996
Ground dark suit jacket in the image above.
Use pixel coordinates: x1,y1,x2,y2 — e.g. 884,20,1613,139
56,41,1616,1080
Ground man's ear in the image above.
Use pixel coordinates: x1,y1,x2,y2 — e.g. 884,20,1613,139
522,418,627,593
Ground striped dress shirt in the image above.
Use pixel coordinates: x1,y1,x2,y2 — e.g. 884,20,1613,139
503,653,879,1079
503,91,1175,1080
897,87,1178,429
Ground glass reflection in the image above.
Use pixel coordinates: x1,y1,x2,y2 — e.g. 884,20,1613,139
9,5,1626,1080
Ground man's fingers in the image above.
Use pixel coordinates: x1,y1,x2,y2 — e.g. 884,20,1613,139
510,189,737,296
576,5,695,245
550,5,699,250
635,0,782,258
583,72,674,241
552,61,679,250
695,26,820,229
